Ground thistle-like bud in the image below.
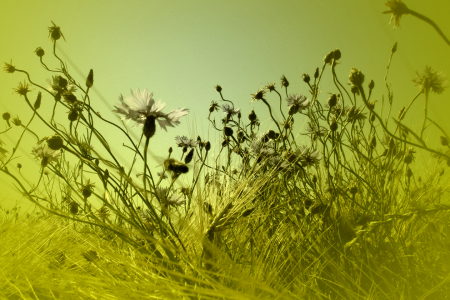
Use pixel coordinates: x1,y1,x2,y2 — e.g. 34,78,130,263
288,104,299,115
391,42,397,54
197,135,202,143
68,109,78,121
350,85,360,95
406,168,413,178
327,94,337,107
368,80,375,90
35,47,45,57
222,139,228,147
143,115,156,139
248,110,257,122
349,185,358,195
47,135,64,150
215,85,222,93
104,169,109,180
58,76,68,89
237,130,245,140
302,74,310,84
86,69,94,88
2,112,10,121
238,111,241,119
185,148,194,164
224,127,233,137
182,146,187,153
348,68,365,87
82,188,92,198
440,136,449,146
329,117,338,132
54,92,61,102
169,147,173,154
281,75,289,88
12,117,21,126
34,92,42,110
370,136,377,149
17,163,22,169
205,141,211,151
370,113,376,123
95,158,99,166
314,68,319,79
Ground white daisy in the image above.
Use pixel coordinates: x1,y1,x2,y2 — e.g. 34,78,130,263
175,135,198,148
31,144,60,167
113,88,189,131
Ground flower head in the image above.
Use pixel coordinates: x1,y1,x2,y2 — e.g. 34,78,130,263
78,179,95,198
221,103,240,116
13,81,32,97
175,135,198,148
251,89,267,102
48,21,65,42
46,76,77,96
296,146,323,167
31,144,60,168
305,123,328,140
412,66,447,95
3,61,15,73
265,82,276,92
383,0,410,28
286,93,310,114
209,101,220,113
113,88,188,132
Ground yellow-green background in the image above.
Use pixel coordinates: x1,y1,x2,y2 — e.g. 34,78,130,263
1,0,449,213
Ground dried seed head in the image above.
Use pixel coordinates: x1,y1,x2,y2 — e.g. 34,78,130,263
370,136,377,149
58,76,68,89
35,47,45,57
349,184,358,195
47,135,64,150
237,131,245,140
327,94,337,107
69,202,78,214
169,146,173,154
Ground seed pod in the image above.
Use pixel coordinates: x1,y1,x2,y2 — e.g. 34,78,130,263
391,42,397,54
370,113,376,123
69,202,78,214
2,112,10,121
169,147,173,154
370,136,377,149
267,130,276,140
185,148,194,164
82,188,92,198
398,107,405,120
237,131,245,140
324,51,333,64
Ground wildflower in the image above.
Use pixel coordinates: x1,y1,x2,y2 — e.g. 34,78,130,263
96,205,110,219
348,68,365,87
412,66,447,95
286,93,310,115
31,144,60,168
209,101,220,113
13,81,32,97
344,105,366,122
47,135,64,150
175,135,198,148
46,75,77,96
249,134,275,157
48,21,65,42
251,89,267,102
3,61,15,73
297,145,323,167
221,103,240,116
35,47,45,57
383,0,410,28
79,179,95,198
113,88,189,133
327,94,337,107
165,193,186,208
265,82,276,92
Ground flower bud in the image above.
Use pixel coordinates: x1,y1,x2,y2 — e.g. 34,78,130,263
34,92,42,110
314,68,319,79
182,146,187,153
224,127,233,137
267,130,276,140
17,163,22,169
368,80,375,90
440,136,449,146
333,49,341,61
349,185,358,195
86,69,94,88
205,141,211,151
370,136,377,149
143,116,156,139
391,42,397,54
302,74,310,84
2,112,10,121
329,117,338,132
281,75,289,88
54,92,61,102
238,111,241,119
104,169,109,180
406,167,413,178
348,68,365,86
47,135,64,150
68,109,78,121
288,105,299,115
370,113,376,123
12,117,21,126
398,107,405,120
324,51,333,64
215,85,222,93
82,188,92,198
237,130,245,140
222,139,228,147
248,110,257,122
327,94,337,107
35,47,45,57
95,158,99,166
169,147,173,154
185,148,194,164
350,85,360,95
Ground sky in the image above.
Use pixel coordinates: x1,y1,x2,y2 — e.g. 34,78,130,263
1,0,449,212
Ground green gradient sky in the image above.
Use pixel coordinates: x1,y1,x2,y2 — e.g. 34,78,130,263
1,0,449,212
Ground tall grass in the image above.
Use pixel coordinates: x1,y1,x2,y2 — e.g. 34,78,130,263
1,11,450,299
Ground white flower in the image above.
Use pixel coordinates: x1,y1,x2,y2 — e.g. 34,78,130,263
113,88,189,131
221,104,240,116
286,93,310,112
46,75,77,95
296,146,322,167
31,144,60,167
175,135,198,148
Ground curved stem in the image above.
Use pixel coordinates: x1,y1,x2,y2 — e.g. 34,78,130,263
409,9,450,47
